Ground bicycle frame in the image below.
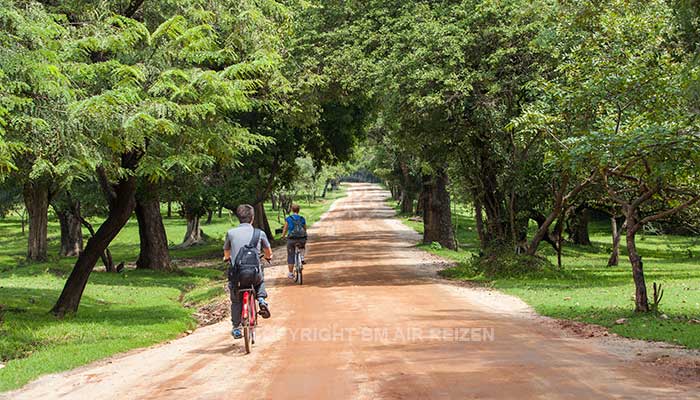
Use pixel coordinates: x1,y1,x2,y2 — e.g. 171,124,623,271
241,288,257,328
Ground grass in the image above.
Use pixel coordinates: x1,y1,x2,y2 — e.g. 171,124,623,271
0,186,346,392
389,200,700,349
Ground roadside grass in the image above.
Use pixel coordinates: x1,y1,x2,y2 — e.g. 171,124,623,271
389,200,700,349
0,186,345,392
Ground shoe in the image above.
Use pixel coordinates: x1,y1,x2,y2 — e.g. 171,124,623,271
301,259,307,265
288,272,294,280
231,326,243,339
258,298,271,319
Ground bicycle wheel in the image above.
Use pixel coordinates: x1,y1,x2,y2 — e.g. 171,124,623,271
295,252,303,285
250,297,257,345
242,293,252,353
243,321,251,354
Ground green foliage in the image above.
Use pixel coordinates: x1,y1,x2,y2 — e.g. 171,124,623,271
403,199,700,349
471,251,556,279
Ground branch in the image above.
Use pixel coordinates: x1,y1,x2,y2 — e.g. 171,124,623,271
638,194,700,226
630,183,660,211
562,170,595,203
96,166,117,209
602,171,630,208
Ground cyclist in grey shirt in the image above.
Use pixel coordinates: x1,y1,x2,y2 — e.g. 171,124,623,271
223,204,272,339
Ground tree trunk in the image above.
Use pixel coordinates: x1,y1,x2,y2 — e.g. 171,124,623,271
166,201,172,218
399,188,414,214
179,214,204,247
527,203,563,256
421,170,456,250
473,194,486,246
52,171,138,317
135,188,172,271
20,209,26,235
218,206,223,218
626,225,649,312
322,179,330,198
79,217,115,272
55,198,83,257
391,185,401,201
23,181,50,261
415,191,424,216
253,201,273,240
567,206,591,245
270,193,278,210
608,217,622,267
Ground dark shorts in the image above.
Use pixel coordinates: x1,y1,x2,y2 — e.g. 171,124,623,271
287,238,306,265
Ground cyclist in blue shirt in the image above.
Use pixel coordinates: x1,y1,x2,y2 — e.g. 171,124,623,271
282,204,307,280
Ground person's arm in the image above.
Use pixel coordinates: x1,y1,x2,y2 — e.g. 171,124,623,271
281,220,288,239
223,234,231,261
261,232,273,260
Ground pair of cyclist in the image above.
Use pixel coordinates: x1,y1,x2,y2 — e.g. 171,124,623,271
223,204,307,339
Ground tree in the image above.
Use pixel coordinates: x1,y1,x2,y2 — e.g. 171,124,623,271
0,1,84,261
134,180,171,269
558,0,700,312
51,2,283,316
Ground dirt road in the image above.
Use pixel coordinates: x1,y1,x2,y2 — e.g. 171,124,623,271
5,183,699,399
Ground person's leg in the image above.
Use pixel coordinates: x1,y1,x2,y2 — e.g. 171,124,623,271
256,280,268,299
230,284,242,327
286,240,295,276
300,239,307,264
255,279,270,318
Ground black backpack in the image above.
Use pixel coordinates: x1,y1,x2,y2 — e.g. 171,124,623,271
288,215,306,239
229,229,263,288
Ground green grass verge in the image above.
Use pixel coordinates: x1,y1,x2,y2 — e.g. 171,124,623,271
0,186,346,392
389,199,700,349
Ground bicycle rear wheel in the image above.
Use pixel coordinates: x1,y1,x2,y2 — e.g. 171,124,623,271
250,298,257,345
242,293,252,353
295,253,303,285
243,321,253,354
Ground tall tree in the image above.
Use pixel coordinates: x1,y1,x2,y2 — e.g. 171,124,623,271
51,2,282,316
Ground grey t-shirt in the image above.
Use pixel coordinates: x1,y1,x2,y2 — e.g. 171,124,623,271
223,223,271,262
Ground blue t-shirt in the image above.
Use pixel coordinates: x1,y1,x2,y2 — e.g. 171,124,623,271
286,214,307,237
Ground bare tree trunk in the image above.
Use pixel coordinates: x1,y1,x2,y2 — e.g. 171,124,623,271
415,190,424,216
270,193,278,210
322,179,330,198
52,155,139,317
527,202,563,256
399,188,414,214
253,201,273,240
205,209,213,224
55,198,83,257
473,194,486,246
166,201,172,218
79,217,115,272
23,181,50,261
608,217,623,267
180,214,204,247
626,223,649,312
20,209,26,235
421,170,456,250
135,186,172,271
567,206,591,245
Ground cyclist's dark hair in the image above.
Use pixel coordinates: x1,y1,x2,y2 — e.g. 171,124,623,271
291,204,300,213
236,204,254,223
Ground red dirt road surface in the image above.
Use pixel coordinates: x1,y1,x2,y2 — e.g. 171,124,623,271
4,183,699,399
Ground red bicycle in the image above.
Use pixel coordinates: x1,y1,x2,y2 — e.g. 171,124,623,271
239,286,258,354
